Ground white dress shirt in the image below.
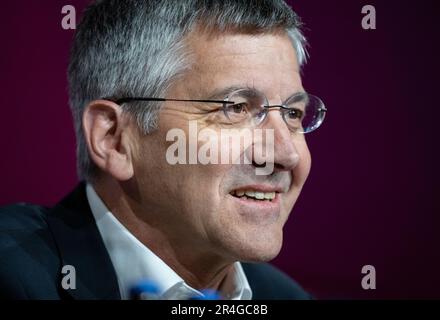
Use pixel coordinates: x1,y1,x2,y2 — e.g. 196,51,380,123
86,184,252,300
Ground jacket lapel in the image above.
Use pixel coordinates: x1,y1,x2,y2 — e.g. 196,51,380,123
47,183,121,300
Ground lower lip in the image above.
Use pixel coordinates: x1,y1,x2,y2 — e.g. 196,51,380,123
227,193,281,221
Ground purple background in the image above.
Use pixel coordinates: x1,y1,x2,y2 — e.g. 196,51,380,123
1,0,439,299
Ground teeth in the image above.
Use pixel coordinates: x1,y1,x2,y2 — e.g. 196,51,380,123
264,192,276,200
236,190,245,197
245,190,255,197
233,190,276,201
255,192,265,200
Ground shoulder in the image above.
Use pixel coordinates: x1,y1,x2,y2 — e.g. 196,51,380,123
0,202,50,231
0,203,61,299
242,262,313,300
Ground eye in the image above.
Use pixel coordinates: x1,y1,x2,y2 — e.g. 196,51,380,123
286,108,303,120
229,103,248,114
222,101,250,125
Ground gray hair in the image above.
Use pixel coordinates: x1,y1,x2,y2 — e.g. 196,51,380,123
68,0,308,180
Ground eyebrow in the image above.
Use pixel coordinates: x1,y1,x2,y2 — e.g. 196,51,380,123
286,91,309,104
206,85,307,104
205,85,249,100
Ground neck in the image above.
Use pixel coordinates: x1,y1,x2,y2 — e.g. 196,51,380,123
92,177,234,291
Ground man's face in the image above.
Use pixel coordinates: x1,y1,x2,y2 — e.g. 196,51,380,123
131,32,311,263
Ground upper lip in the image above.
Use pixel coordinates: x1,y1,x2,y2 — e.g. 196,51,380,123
229,184,285,194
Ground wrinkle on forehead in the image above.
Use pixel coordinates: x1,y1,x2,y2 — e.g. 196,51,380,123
176,32,303,103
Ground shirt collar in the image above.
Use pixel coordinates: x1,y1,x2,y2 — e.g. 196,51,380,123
86,183,252,300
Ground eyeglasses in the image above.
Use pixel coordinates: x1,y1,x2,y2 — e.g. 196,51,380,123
106,88,327,134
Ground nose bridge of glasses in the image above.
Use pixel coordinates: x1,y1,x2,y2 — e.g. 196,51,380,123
255,104,292,133
263,104,288,110
260,104,293,126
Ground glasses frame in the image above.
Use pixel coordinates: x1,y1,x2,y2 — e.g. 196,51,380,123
222,89,327,134
105,92,327,134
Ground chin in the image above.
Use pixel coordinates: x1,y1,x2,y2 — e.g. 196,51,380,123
230,229,284,263
244,243,282,263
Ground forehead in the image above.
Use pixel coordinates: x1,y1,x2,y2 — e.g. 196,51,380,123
181,32,303,101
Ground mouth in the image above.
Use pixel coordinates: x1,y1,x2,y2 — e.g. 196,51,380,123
227,186,282,222
229,189,278,202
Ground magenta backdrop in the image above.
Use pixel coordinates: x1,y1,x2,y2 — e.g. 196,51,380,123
1,0,439,299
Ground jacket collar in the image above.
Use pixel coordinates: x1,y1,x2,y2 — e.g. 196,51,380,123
47,182,121,300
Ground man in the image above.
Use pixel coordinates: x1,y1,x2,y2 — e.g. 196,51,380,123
0,0,326,299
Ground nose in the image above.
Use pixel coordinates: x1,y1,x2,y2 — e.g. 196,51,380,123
253,110,300,173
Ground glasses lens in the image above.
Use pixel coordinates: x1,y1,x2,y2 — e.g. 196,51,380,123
284,93,326,133
224,89,267,127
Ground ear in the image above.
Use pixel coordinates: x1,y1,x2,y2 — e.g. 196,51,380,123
82,100,135,181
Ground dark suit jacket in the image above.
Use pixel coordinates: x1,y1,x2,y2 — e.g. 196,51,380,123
0,183,311,300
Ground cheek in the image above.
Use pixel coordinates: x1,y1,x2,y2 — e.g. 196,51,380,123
293,138,312,186
280,140,311,214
